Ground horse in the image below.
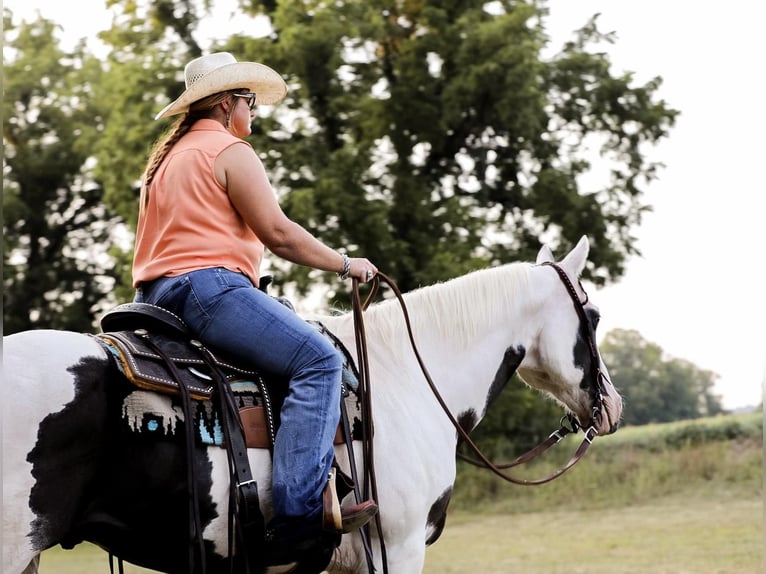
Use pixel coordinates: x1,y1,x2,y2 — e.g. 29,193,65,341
2,236,623,574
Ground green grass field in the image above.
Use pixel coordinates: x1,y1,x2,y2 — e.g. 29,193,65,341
41,493,762,574
423,494,761,573
36,412,763,573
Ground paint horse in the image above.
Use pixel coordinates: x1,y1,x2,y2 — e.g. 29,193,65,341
2,236,623,573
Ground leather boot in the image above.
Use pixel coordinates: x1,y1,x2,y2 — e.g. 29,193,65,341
322,467,378,533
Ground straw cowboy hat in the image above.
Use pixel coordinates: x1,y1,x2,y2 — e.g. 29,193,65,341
155,52,288,120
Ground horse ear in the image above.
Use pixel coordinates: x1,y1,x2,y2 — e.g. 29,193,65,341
536,244,555,264
559,235,590,276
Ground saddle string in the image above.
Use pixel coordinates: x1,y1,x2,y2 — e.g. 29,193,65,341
372,271,599,486
351,277,389,573
194,342,266,574
138,334,208,573
139,332,263,574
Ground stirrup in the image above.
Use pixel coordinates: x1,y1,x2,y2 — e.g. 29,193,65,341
322,468,378,533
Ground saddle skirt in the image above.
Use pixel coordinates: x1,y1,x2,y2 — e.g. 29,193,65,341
96,302,362,450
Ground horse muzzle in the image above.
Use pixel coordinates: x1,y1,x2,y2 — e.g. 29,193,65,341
594,391,622,435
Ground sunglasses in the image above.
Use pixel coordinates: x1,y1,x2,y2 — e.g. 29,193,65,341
232,92,257,110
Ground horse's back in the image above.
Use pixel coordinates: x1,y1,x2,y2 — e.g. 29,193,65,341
6,327,104,371
3,329,110,573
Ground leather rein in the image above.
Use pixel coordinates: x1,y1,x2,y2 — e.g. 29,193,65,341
351,264,611,499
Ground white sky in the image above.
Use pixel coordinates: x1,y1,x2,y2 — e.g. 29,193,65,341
6,0,764,409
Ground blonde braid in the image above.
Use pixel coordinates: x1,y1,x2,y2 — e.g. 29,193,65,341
139,118,189,211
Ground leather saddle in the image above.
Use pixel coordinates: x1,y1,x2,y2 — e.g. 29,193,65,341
97,300,358,450
93,288,366,573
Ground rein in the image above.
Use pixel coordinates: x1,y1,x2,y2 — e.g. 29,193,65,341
350,277,388,573
354,268,606,491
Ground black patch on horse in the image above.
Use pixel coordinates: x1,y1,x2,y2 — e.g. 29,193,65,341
27,355,116,550
484,344,525,415
425,486,453,546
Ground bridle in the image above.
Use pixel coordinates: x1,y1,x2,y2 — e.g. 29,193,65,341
455,262,615,484
540,260,614,435
347,264,614,572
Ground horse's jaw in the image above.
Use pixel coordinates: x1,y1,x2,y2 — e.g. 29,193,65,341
516,365,592,424
516,365,622,436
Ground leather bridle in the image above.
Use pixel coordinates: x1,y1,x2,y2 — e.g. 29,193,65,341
541,261,613,433
454,262,615,484
353,265,612,487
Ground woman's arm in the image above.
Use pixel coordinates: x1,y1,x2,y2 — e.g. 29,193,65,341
218,143,376,281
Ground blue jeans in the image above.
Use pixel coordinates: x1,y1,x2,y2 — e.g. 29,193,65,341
135,267,342,523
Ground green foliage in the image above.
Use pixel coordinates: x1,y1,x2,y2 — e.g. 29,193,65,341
461,376,564,458
452,412,762,512
3,13,124,333
600,329,726,425
4,1,678,332
93,0,678,298
604,411,762,451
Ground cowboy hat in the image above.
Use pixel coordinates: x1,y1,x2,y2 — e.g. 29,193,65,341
155,52,287,120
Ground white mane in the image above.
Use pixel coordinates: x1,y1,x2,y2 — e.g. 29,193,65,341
315,262,537,350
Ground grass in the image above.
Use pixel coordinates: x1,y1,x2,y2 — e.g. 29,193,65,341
452,411,762,513
37,412,763,573
40,492,763,574
39,544,159,573
424,494,762,574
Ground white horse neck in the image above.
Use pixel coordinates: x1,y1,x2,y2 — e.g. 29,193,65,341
317,262,545,413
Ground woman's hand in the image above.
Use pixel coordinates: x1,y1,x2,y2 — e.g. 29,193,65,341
348,257,377,283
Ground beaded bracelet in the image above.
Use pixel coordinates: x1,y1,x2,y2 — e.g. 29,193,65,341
337,253,351,280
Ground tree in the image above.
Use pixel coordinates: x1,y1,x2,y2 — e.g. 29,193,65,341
3,0,678,336
97,0,677,305
462,376,564,457
599,329,725,425
3,13,124,334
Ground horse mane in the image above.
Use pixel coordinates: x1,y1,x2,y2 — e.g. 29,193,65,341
314,262,536,350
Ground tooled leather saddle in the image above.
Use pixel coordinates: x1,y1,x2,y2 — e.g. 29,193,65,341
97,302,362,450
94,283,362,574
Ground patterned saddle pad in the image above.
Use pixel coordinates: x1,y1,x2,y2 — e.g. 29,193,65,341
96,307,362,449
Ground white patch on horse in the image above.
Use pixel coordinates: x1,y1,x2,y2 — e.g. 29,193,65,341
203,448,273,557
122,390,184,435
2,330,107,574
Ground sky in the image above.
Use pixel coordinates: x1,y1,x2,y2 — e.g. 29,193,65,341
6,0,764,410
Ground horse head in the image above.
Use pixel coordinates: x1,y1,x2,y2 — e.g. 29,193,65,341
517,236,623,436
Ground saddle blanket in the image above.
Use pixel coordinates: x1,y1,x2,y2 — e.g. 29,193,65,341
98,322,363,449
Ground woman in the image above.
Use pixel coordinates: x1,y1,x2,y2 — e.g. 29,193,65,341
132,52,378,565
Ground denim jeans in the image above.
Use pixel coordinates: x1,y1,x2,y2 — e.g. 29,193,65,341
135,267,342,523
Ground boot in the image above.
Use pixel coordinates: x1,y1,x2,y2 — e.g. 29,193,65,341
322,467,378,533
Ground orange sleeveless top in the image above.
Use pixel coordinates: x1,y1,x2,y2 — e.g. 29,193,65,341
132,119,263,287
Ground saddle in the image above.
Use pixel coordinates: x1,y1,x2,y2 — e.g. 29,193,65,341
95,296,361,573
98,302,358,449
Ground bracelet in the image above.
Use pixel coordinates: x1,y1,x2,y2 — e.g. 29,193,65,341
337,253,351,280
